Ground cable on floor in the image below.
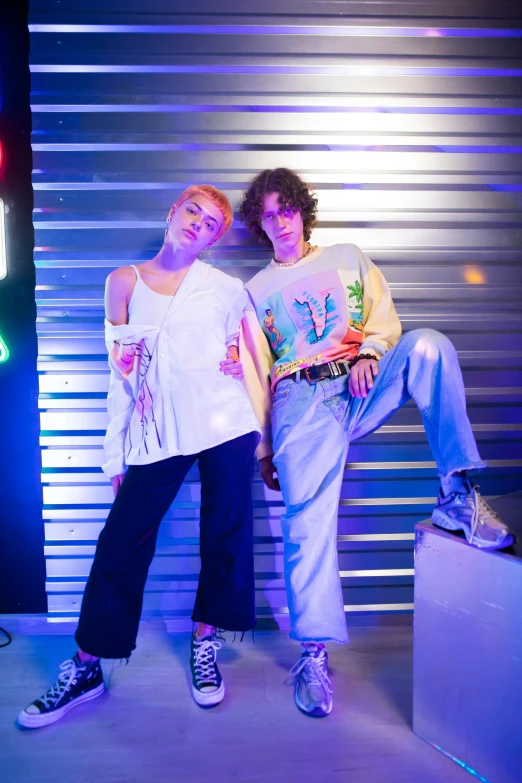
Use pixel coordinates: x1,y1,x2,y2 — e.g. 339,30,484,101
0,627,12,648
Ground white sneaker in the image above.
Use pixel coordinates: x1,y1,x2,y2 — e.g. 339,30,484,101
289,645,333,718
432,479,515,550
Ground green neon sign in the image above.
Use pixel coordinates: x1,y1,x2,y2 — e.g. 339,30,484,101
0,333,9,363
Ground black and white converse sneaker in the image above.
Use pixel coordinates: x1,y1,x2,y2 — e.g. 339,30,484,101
18,653,105,728
190,633,225,707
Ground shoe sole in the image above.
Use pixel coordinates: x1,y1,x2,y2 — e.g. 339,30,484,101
18,684,105,729
294,691,332,718
296,703,332,718
192,680,225,708
432,510,515,551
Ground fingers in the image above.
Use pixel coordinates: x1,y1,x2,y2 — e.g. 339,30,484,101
111,475,122,497
262,472,280,491
260,460,280,492
364,362,374,393
358,367,368,397
219,357,244,379
349,360,378,398
349,364,365,397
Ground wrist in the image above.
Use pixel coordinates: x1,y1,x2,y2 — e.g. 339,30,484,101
349,353,378,369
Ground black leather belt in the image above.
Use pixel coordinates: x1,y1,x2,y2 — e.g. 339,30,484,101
286,361,350,383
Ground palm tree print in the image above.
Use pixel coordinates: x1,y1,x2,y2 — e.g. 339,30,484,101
347,280,364,314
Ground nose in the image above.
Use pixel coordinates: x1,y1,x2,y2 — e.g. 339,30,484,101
190,215,202,232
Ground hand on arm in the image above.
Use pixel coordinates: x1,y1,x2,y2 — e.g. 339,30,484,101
219,345,244,380
237,296,277,480
219,286,250,381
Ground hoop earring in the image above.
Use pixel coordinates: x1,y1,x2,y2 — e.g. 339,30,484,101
203,246,215,266
164,215,171,241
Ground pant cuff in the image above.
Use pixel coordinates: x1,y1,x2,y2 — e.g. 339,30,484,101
438,460,487,483
75,631,134,661
289,632,349,645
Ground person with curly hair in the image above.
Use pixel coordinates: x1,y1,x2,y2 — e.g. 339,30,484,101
238,167,515,719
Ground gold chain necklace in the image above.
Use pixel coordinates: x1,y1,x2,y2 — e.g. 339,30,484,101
273,243,316,268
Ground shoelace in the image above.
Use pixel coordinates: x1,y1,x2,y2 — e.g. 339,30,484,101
40,658,84,709
289,651,333,694
462,485,503,545
193,639,222,685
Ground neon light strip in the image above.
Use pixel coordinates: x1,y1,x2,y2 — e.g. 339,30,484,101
0,334,9,363
29,143,522,154
430,744,492,782
26,24,522,37
29,64,522,76
30,105,522,116
0,198,6,280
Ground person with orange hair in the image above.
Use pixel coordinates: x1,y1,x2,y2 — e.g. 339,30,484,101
18,185,261,728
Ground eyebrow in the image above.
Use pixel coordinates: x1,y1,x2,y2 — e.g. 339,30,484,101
187,201,219,225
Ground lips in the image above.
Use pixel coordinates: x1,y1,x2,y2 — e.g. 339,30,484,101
183,228,197,240
277,232,292,240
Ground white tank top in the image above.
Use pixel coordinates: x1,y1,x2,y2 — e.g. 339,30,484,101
127,265,172,326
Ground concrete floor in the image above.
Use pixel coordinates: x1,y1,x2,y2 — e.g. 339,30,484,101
0,618,473,783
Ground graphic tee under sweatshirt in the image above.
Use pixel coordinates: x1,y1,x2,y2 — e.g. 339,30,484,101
239,243,402,460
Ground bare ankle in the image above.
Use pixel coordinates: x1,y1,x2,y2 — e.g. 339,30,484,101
78,649,100,663
196,622,216,639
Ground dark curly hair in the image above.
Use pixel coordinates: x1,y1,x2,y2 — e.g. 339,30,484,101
239,168,318,249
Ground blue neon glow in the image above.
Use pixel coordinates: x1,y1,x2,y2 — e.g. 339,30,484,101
433,744,492,783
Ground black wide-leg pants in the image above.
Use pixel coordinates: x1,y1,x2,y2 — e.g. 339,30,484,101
75,431,258,659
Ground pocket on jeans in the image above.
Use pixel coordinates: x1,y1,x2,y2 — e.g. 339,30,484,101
271,380,294,411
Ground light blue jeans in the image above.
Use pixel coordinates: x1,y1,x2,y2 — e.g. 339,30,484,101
271,329,485,644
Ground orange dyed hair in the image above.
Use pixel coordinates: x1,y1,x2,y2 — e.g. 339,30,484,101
168,185,233,242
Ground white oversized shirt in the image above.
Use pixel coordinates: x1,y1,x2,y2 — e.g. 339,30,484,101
102,259,261,478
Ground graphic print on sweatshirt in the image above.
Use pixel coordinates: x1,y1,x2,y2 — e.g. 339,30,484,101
109,337,161,456
256,269,364,381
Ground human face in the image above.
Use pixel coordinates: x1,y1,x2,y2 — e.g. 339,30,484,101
260,191,305,255
166,196,224,255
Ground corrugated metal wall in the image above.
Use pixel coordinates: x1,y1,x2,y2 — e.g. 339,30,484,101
28,1,522,625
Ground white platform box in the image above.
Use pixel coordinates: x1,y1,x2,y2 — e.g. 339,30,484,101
413,492,522,783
